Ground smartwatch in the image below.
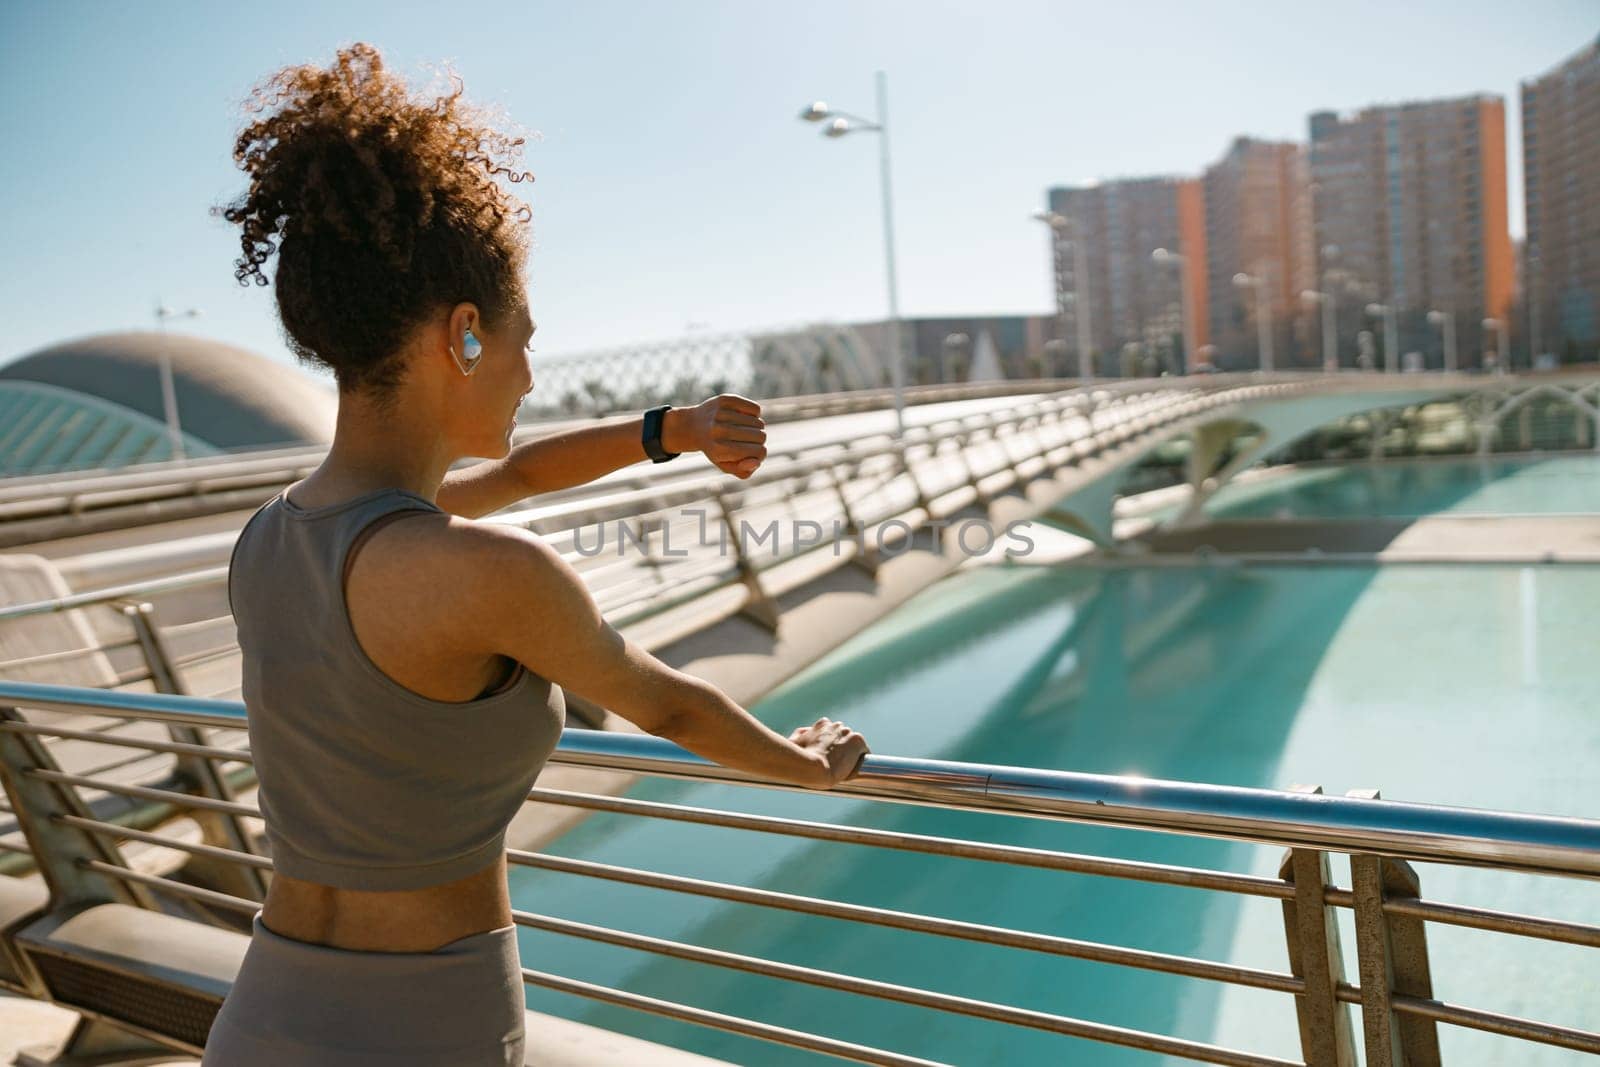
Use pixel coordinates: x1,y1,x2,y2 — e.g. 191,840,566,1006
641,404,680,463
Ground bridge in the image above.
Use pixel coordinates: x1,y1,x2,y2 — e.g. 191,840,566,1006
1,368,1598,1064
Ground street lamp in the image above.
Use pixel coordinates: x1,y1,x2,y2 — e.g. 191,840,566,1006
1301,290,1338,373
154,302,202,462
799,73,906,437
1426,309,1458,373
1483,317,1510,375
1365,302,1399,373
1032,210,1093,383
1151,247,1195,375
1232,271,1274,372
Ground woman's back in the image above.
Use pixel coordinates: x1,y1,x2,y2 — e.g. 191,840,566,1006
230,483,565,899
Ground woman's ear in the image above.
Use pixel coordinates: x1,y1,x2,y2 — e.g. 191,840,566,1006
446,303,484,375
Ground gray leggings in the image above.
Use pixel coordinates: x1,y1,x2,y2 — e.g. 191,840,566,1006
201,914,525,1066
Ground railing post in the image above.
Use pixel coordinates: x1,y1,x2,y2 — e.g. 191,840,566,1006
953,433,991,510
1346,789,1441,1067
896,443,937,518
0,706,153,918
115,600,268,903
828,463,880,578
715,491,781,633
997,420,1028,490
1278,784,1358,1067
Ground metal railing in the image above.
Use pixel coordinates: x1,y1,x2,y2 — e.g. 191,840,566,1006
0,680,1595,1065
13,369,1587,542
1,378,1255,881
1,377,1277,693
0,376,1096,535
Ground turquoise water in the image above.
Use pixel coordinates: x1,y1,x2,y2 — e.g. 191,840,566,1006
1198,453,1600,520
513,561,1600,1065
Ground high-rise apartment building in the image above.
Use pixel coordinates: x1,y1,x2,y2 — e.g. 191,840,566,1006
1045,177,1207,374
1200,138,1315,369
1308,94,1513,369
1523,35,1600,359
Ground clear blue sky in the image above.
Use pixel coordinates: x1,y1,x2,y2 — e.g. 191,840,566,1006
1,1,1593,382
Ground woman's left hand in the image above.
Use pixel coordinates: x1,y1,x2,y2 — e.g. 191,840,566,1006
663,394,767,478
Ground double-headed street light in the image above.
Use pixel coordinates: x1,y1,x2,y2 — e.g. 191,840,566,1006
1151,247,1195,376
1033,210,1093,383
1427,309,1458,373
1365,302,1399,373
799,71,905,437
154,302,202,463
1232,271,1274,372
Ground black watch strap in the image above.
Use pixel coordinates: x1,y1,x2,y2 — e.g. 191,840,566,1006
641,404,679,463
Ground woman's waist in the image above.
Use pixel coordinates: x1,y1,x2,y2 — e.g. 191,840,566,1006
260,855,512,953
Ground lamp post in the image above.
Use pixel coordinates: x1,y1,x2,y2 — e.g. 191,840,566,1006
1151,247,1195,376
1483,317,1510,375
1301,290,1338,373
799,72,906,437
1365,302,1399,373
1232,271,1273,372
1426,309,1458,373
154,303,201,463
1033,210,1093,383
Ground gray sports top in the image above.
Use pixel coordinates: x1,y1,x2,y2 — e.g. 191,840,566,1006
227,485,566,891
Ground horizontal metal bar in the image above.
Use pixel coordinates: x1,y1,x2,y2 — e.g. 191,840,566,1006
0,639,143,672
1389,992,1600,1054
520,967,949,1067
515,908,1300,1067
1322,885,1600,949
506,847,1303,995
0,719,252,763
0,682,247,727
0,566,229,621
1381,895,1600,949
160,615,234,637
547,730,1600,878
58,814,271,871
524,786,1295,898
80,858,259,915
26,769,256,818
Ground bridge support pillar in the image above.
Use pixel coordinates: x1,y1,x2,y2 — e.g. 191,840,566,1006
1172,419,1254,528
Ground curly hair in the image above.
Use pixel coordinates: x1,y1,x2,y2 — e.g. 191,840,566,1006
212,42,535,408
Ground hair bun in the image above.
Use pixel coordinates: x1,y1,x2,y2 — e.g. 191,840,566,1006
213,42,535,409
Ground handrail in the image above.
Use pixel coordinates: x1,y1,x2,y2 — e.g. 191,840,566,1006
3,679,1598,1063
3,680,1595,878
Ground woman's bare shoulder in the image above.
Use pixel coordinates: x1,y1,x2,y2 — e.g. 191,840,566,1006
356,513,563,630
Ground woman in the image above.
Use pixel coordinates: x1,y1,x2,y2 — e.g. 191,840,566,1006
204,42,870,1066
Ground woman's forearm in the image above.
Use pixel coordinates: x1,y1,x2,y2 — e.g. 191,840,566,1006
514,409,690,495
656,677,826,788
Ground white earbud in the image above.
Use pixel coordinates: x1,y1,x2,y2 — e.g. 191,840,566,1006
450,327,484,376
